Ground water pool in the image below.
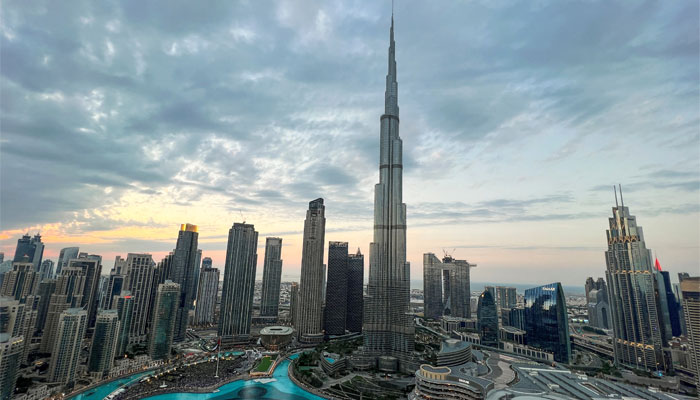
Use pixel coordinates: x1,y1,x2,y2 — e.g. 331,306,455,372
144,360,323,400
69,371,152,400
71,358,323,400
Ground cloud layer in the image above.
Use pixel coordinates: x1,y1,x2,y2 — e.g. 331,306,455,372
1,1,698,285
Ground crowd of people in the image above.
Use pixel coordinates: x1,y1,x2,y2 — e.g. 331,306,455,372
113,357,244,400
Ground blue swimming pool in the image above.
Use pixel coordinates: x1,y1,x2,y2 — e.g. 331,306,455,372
71,357,323,400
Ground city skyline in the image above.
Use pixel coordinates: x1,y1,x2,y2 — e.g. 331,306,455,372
1,1,698,286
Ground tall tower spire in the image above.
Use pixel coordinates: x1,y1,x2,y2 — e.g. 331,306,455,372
363,13,415,372
385,12,399,117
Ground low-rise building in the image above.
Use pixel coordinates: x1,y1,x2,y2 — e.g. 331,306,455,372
411,364,494,400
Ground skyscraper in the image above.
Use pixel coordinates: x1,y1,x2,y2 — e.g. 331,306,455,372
170,224,199,342
101,256,127,310
362,16,415,371
347,248,364,333
49,308,87,388
296,199,326,344
39,259,54,282
423,253,475,320
219,223,258,343
34,279,56,334
325,241,349,336
113,291,134,357
605,187,668,372
55,247,79,277
496,287,517,309
0,260,40,301
41,266,86,352
584,277,611,330
477,290,498,347
654,260,682,338
0,333,23,400
148,280,180,360
260,237,283,320
12,233,44,272
123,253,155,343
88,310,120,377
680,277,700,388
290,282,299,326
67,254,103,332
194,267,219,326
524,282,571,363
202,257,212,269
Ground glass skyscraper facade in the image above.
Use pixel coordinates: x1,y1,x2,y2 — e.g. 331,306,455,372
346,249,364,333
148,280,179,360
477,289,498,347
604,191,668,372
260,238,283,319
170,224,199,342
324,241,349,336
524,282,571,364
219,223,258,343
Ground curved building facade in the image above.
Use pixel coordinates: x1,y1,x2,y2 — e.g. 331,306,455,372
523,282,571,363
477,290,498,347
411,364,493,400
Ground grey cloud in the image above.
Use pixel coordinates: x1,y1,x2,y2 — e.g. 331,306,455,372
0,0,697,241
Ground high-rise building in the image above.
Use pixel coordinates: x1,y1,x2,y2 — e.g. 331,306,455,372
347,248,364,333
113,291,134,357
219,223,258,343
0,297,25,338
34,279,56,334
0,333,23,400
0,253,3,263
170,224,199,342
40,266,87,352
362,17,416,370
502,307,525,330
49,308,88,388
39,259,54,282
148,280,180,360
290,282,299,326
260,238,283,320
680,277,700,388
584,277,611,330
0,260,40,301
12,233,44,272
88,310,120,377
477,290,498,347
194,267,219,326
202,257,212,269
654,260,682,338
101,273,125,311
101,256,127,310
423,253,475,320
55,247,79,277
192,249,202,308
604,187,668,372
325,242,349,336
524,282,571,363
496,287,517,310
123,253,155,343
296,199,326,344
68,254,103,331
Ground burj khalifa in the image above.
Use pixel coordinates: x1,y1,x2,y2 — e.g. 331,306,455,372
362,15,415,372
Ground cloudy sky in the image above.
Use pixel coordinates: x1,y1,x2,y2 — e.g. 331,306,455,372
1,1,698,286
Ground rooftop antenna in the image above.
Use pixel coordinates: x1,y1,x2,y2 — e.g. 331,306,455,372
239,210,245,224
618,184,624,208
614,185,618,208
